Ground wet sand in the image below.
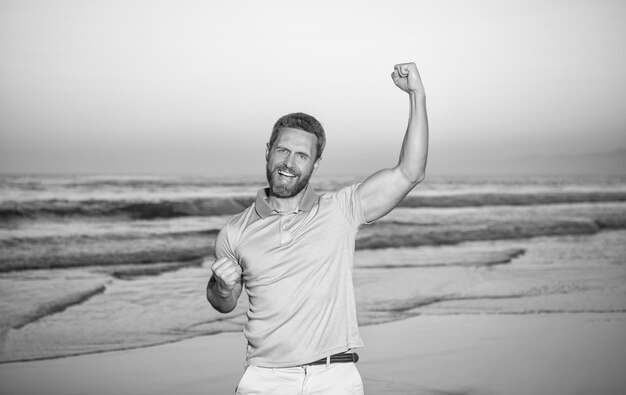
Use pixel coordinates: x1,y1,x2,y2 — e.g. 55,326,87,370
1,313,625,395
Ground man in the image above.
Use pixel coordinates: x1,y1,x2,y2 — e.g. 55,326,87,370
207,62,428,394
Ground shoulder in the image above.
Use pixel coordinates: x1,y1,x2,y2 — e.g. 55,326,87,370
221,204,255,234
215,204,256,257
319,183,368,228
319,183,360,205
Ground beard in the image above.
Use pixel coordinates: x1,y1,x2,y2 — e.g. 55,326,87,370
266,162,312,198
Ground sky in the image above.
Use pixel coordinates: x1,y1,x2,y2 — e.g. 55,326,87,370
1,0,625,176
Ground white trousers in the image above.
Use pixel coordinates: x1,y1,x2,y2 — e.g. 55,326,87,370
235,363,364,395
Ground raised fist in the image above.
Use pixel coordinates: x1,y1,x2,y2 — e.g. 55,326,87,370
211,257,242,297
391,62,425,96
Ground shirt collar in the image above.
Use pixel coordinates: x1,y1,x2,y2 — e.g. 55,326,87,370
255,185,318,218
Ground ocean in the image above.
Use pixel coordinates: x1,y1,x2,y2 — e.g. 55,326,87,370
1,173,625,363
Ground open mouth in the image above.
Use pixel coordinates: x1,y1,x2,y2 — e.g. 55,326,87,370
277,169,297,179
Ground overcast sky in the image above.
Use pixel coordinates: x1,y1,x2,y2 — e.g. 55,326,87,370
1,0,625,176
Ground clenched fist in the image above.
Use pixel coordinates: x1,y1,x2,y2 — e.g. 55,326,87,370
391,62,425,96
211,257,242,297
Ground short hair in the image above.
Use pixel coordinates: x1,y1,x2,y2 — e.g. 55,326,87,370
269,112,326,161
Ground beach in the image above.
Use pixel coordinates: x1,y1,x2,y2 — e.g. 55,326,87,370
1,313,625,395
1,173,626,394
3,0,626,392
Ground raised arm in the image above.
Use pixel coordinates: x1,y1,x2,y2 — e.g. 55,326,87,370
358,62,429,223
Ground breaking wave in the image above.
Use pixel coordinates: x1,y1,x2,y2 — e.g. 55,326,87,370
2,191,626,222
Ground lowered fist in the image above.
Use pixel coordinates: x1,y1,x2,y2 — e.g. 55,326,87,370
211,257,242,297
391,62,425,96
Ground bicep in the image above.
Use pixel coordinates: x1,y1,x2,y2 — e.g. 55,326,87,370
358,166,415,223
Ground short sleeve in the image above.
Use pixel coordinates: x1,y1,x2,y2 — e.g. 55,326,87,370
214,224,238,262
329,183,370,229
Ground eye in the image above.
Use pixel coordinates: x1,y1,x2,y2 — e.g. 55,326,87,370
297,153,309,160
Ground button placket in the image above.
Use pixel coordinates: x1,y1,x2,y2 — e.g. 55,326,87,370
279,211,297,245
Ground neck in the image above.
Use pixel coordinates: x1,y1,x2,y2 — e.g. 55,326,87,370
267,186,308,213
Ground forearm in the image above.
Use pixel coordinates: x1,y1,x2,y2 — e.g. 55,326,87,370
397,91,428,184
206,278,239,313
357,62,428,222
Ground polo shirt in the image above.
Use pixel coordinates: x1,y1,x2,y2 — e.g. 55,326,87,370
214,183,367,367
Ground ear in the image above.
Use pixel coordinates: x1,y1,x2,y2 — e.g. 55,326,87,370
265,142,270,161
313,157,321,171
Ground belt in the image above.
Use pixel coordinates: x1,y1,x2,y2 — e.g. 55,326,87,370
307,352,359,366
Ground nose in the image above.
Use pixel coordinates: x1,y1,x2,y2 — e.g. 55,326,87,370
283,153,296,168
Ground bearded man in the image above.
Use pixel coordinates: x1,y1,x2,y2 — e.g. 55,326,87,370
207,62,428,395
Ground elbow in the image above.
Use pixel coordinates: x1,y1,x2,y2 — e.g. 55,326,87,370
398,159,426,186
400,167,426,187
411,171,426,186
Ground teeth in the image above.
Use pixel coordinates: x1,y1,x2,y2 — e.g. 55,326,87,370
278,170,296,177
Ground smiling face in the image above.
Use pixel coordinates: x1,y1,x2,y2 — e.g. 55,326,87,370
265,127,320,199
